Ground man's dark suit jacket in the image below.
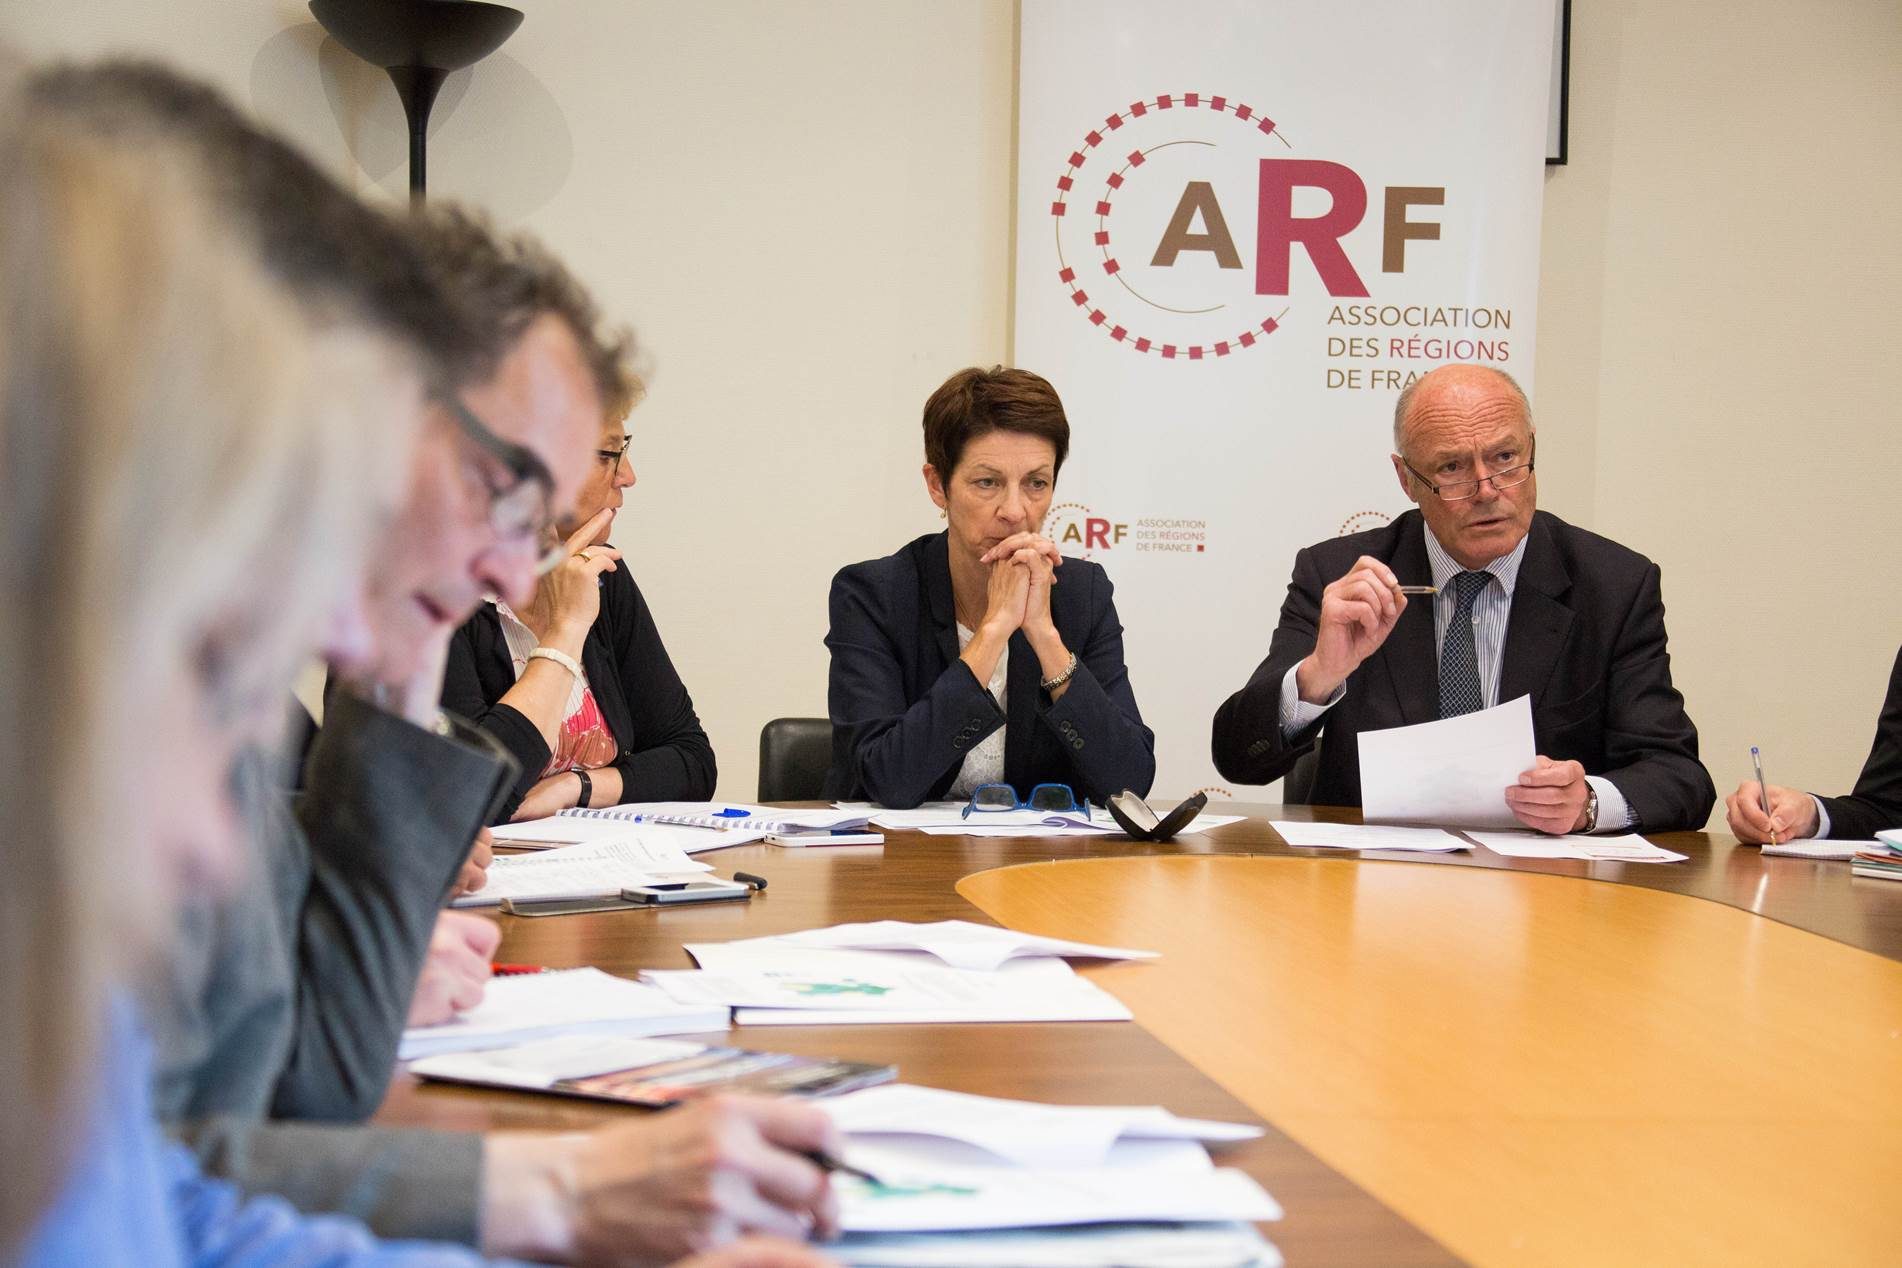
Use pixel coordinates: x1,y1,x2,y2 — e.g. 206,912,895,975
1817,645,1902,838
442,564,717,821
1211,509,1715,832
826,531,1155,808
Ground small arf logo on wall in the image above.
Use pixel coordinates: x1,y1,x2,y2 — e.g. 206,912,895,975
1044,501,1209,561
1049,91,1445,361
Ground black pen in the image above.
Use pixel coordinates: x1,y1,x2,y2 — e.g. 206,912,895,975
803,1150,881,1186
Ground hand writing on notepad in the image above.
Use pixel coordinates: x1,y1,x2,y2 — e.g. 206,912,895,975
405,911,500,1027
450,827,493,898
484,1095,844,1263
1724,779,1819,844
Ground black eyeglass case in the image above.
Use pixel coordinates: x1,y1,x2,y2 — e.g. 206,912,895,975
1105,790,1208,842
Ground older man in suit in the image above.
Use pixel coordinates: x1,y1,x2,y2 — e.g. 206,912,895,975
1212,363,1714,833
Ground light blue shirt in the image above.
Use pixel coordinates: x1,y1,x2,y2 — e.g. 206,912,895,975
19,995,500,1267
1279,525,1633,832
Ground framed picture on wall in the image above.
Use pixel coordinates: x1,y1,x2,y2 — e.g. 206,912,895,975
1547,0,1571,164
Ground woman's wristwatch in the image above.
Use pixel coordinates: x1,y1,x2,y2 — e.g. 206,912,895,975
573,768,593,809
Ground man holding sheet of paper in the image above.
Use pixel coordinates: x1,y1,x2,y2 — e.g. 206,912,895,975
1212,364,1714,833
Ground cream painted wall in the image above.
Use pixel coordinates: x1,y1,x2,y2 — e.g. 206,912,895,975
7,1,1897,816
1534,0,1902,821
3,0,1017,800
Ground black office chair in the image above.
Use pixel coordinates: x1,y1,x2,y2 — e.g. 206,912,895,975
757,717,833,802
1281,738,1323,806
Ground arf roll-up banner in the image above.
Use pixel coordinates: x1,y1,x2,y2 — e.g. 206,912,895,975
1015,0,1557,799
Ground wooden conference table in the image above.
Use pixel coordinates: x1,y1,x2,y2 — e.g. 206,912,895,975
378,808,1902,1267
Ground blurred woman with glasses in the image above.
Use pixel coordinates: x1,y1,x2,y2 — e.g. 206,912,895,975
442,379,716,822
824,366,1155,810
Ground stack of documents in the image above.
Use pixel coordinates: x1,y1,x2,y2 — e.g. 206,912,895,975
1468,831,1689,863
451,833,711,908
642,921,1152,1025
822,1085,1280,1266
397,967,728,1060
493,802,871,851
1850,830,1902,881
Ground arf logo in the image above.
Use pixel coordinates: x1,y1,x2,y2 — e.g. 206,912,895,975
1049,92,1441,360
1044,502,1209,560
1044,501,1124,559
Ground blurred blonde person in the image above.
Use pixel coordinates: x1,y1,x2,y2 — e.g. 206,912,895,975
0,90,836,1268
0,102,413,1257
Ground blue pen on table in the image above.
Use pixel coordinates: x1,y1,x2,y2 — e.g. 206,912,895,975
1750,746,1778,846
627,806,755,824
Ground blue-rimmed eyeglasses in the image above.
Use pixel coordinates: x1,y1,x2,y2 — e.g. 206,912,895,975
961,782,1086,819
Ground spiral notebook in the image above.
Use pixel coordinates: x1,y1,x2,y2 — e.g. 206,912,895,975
554,802,873,834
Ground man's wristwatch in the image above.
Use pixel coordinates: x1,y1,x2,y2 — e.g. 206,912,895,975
573,768,593,809
1581,784,1599,834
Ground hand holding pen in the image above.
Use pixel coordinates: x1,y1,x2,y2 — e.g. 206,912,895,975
1723,747,1821,845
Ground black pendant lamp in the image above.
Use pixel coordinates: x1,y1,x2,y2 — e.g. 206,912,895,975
309,0,524,203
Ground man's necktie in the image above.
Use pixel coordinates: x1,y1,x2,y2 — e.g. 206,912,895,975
1438,569,1493,718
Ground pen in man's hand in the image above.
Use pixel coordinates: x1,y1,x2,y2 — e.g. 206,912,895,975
1396,585,1437,595
1751,746,1778,846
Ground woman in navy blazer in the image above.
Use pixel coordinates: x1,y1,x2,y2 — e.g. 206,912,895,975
825,366,1155,808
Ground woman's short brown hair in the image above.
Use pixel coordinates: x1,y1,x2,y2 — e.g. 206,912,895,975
922,366,1070,478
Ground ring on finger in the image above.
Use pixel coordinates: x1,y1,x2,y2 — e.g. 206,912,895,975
575,549,593,563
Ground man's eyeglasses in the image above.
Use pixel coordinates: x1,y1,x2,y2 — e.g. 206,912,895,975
441,396,565,573
597,434,633,467
1400,436,1536,502
961,782,1087,819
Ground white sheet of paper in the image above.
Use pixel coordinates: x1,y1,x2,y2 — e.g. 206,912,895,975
830,1221,1281,1268
826,1084,1260,1168
878,807,1108,832
760,921,1157,971
844,802,1243,838
1468,831,1688,863
665,944,1129,1025
834,1159,1280,1232
918,813,1248,839
488,817,654,848
646,963,1114,1016
452,834,710,907
1762,839,1878,861
1269,821,1469,852
1357,695,1536,829
398,968,728,1060
847,1136,1216,1175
